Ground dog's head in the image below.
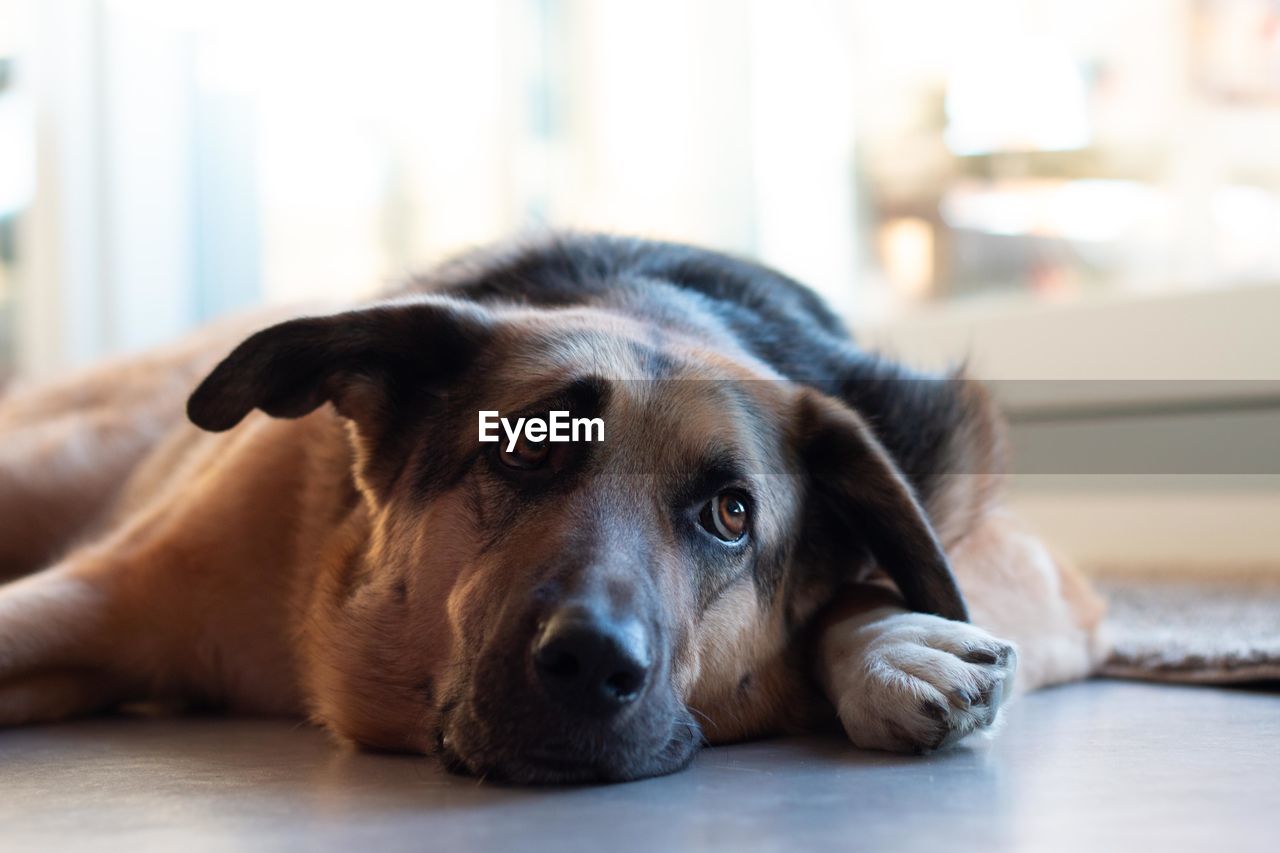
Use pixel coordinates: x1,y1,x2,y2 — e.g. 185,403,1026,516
188,294,975,783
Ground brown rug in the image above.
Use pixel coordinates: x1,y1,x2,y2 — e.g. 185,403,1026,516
1097,568,1280,684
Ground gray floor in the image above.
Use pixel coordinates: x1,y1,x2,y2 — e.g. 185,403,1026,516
2,681,1277,853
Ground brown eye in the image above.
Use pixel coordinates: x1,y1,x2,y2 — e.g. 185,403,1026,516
701,491,749,542
499,434,550,470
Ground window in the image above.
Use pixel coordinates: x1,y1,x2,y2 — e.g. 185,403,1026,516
853,0,1280,312
0,0,32,381
11,1,1280,369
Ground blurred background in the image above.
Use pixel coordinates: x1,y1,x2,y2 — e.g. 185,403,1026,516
0,0,1277,567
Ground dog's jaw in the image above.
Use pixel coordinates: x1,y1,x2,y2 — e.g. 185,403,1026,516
434,691,703,784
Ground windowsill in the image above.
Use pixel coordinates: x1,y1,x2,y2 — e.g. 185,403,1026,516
852,281,1280,384
852,282,1280,568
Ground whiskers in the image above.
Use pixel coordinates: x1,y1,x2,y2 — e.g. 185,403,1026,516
684,706,714,743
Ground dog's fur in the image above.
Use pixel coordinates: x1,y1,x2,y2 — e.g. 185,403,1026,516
0,234,1106,782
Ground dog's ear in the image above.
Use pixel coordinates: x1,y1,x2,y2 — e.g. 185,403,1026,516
188,297,491,434
794,389,969,622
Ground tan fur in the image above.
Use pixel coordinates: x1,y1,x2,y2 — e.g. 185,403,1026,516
0,300,1105,769
0,307,303,579
948,509,1108,690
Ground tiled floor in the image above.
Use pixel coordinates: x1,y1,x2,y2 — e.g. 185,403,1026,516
2,680,1276,852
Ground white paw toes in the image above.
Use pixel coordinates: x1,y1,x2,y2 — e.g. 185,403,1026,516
826,613,1017,754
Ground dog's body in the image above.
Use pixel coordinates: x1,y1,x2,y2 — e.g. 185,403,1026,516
0,235,1105,781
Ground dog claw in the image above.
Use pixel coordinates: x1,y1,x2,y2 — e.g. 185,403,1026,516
960,648,1000,665
921,699,950,721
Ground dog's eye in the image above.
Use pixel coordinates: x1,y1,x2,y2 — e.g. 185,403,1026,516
498,435,551,470
700,491,749,542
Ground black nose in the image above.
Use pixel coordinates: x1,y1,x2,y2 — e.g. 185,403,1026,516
533,606,652,715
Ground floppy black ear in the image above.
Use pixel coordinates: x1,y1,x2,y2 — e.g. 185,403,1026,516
187,297,491,433
796,390,969,622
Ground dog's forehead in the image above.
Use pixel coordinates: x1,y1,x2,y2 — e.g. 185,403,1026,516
478,306,798,494
610,374,783,458
488,305,784,389
492,309,665,379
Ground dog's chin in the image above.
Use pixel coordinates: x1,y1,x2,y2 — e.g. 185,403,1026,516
437,713,703,785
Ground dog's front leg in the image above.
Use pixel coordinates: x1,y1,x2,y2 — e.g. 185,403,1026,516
0,560,133,725
815,585,1018,753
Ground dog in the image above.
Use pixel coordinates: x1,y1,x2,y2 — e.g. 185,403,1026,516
0,234,1106,783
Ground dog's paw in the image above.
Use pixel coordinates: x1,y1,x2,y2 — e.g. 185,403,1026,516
823,612,1017,754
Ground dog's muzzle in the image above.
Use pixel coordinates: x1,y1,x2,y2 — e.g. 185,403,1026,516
438,591,700,784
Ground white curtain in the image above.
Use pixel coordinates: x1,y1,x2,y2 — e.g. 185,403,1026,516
15,0,863,375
